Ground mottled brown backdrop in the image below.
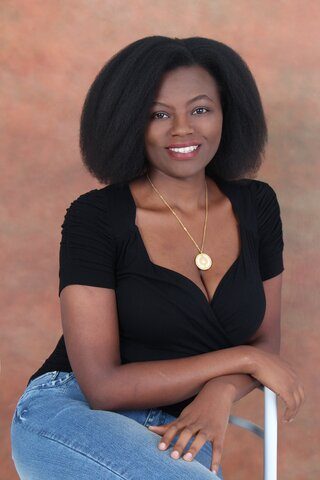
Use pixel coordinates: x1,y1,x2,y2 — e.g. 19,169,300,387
2,1,319,479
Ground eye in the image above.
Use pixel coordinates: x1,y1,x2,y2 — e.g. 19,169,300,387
150,111,169,120
192,107,210,115
150,106,210,120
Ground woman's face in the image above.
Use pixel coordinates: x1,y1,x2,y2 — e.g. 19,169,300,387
144,65,223,178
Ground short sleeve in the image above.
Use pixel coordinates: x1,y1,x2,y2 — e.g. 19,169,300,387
252,181,285,281
58,190,117,296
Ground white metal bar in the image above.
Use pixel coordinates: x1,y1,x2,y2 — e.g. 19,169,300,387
227,384,278,479
264,386,278,480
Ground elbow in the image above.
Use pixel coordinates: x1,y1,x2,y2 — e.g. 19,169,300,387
88,394,106,411
90,374,123,411
81,371,119,411
89,392,117,411
81,387,106,411
89,399,109,411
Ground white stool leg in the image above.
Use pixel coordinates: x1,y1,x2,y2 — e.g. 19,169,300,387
264,386,278,480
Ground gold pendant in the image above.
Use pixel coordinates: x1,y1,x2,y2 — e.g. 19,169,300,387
195,252,212,271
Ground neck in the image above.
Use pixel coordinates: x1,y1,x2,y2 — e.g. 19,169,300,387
145,169,209,215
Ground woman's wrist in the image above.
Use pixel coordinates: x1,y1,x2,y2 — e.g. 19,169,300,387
201,377,237,402
241,345,260,376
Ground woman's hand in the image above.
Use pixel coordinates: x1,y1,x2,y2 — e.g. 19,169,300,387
249,347,305,422
148,380,236,475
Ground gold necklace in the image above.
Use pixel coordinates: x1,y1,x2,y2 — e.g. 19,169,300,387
146,173,213,271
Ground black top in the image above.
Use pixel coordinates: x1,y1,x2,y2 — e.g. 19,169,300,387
27,174,284,417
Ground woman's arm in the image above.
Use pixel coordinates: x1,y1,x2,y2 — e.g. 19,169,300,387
60,284,256,412
94,345,255,411
198,340,274,404
198,274,283,403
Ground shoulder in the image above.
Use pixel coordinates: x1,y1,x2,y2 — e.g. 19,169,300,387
245,179,282,222
62,183,131,236
245,178,279,200
235,179,283,237
221,176,277,196
64,183,125,215
68,183,121,206
223,177,280,208
216,177,282,232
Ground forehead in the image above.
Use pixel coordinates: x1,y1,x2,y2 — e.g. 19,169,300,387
153,65,220,103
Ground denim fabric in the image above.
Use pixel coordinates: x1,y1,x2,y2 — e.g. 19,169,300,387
11,371,224,479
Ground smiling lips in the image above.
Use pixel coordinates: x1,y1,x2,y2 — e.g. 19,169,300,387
166,144,202,159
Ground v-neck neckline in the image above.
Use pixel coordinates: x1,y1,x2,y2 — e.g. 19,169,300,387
125,174,244,306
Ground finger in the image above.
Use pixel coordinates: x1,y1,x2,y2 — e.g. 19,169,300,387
169,426,195,460
285,388,300,422
148,425,170,440
284,387,302,422
210,439,223,475
148,418,177,431
283,400,296,422
292,389,301,418
181,430,208,462
148,425,166,431
157,423,180,451
281,390,296,422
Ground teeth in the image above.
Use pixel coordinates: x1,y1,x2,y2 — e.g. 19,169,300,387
169,145,199,153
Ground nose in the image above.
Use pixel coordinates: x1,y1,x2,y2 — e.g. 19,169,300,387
170,113,195,136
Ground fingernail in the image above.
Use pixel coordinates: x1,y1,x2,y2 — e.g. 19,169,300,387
213,469,217,474
183,452,193,461
171,450,179,459
158,442,166,450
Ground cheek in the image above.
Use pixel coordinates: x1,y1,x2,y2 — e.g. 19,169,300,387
145,124,163,147
205,116,223,140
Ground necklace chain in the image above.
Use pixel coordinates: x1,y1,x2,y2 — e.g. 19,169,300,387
146,173,208,254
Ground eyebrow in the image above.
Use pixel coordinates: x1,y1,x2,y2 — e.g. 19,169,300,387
152,94,215,108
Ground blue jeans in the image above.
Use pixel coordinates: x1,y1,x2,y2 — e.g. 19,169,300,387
11,371,224,479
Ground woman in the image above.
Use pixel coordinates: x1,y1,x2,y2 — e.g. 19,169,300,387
11,36,304,479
